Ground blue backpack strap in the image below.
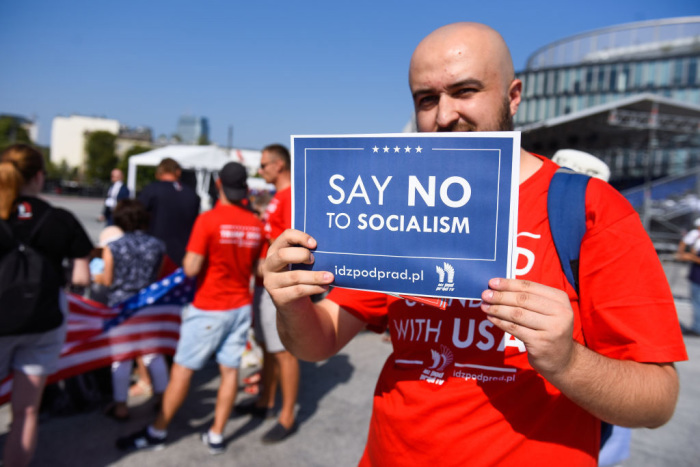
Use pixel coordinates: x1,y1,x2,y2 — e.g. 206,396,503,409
547,168,617,447
547,168,591,293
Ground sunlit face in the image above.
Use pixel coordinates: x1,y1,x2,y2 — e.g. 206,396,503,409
409,36,519,133
258,150,283,184
111,169,123,182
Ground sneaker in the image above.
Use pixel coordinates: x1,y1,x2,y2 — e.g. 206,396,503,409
116,426,166,451
262,421,298,444
201,432,225,455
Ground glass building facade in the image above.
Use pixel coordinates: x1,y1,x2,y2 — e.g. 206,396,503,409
176,115,210,145
516,17,700,126
516,17,700,186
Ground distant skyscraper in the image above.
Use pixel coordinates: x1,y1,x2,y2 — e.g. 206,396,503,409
176,115,209,144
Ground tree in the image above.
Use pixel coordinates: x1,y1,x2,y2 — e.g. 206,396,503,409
197,133,210,145
119,144,156,192
0,116,31,150
85,131,118,183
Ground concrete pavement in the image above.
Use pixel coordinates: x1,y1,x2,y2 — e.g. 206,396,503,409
0,194,698,466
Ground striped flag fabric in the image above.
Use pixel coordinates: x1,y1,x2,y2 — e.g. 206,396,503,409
0,268,194,405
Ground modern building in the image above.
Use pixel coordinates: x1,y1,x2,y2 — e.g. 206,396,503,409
175,115,209,144
115,125,153,156
516,17,700,188
51,115,155,169
516,17,700,126
51,115,120,168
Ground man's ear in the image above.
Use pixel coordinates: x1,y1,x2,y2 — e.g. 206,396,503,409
508,79,523,116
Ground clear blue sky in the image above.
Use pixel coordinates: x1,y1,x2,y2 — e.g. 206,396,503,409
1,1,698,150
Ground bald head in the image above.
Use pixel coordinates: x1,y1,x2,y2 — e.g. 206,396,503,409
408,22,521,133
111,168,124,182
410,22,514,92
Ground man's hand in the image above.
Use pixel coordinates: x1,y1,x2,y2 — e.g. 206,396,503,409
263,229,363,362
481,277,680,428
263,229,334,309
481,278,574,378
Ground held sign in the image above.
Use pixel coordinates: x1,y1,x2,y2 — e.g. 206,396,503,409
291,133,520,300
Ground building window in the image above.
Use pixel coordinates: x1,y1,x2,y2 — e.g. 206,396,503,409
618,65,629,92
598,67,606,92
659,60,671,87
645,61,656,89
633,62,643,89
609,68,617,93
557,69,567,93
585,68,594,92
673,58,684,86
550,70,558,95
688,59,697,86
537,99,546,121
536,72,545,96
528,98,537,122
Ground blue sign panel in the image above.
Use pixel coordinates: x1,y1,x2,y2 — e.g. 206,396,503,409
291,133,520,300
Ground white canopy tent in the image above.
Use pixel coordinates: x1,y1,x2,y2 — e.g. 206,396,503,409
127,145,273,210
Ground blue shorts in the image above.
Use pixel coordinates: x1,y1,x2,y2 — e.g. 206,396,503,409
174,303,251,370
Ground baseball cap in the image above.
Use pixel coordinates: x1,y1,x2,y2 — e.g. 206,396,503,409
219,162,248,201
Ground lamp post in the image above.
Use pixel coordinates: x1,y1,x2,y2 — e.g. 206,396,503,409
642,102,659,232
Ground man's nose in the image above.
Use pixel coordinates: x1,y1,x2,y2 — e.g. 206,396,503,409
435,95,459,130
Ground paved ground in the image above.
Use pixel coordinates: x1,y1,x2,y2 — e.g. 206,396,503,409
1,195,698,466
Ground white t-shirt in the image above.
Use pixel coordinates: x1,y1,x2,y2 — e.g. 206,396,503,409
682,229,700,252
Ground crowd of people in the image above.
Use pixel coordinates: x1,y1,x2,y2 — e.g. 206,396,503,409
0,145,303,465
0,20,693,467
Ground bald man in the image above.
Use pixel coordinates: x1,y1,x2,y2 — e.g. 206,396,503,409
263,23,687,465
101,168,129,225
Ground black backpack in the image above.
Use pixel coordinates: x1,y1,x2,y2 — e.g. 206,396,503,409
0,208,62,336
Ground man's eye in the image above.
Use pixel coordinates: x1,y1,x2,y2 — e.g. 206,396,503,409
455,88,477,97
417,96,438,109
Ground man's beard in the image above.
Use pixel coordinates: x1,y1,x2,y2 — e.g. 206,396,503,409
438,97,513,132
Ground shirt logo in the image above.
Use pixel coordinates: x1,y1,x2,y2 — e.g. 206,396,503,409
435,262,455,292
419,345,453,386
17,202,33,219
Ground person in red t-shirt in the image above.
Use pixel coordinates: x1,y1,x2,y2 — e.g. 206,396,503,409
261,23,688,466
117,162,264,455
236,144,300,444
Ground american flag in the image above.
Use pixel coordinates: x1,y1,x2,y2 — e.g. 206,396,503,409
0,268,195,405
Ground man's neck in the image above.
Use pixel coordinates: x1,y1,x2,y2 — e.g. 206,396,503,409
275,174,291,192
158,174,178,182
519,148,543,184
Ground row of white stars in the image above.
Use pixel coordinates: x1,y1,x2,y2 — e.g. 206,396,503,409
372,145,423,154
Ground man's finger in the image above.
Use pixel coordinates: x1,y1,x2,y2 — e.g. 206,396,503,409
486,278,570,305
268,229,316,255
266,269,333,290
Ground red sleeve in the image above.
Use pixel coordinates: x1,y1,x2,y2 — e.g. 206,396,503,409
185,214,208,256
327,287,389,333
579,179,687,363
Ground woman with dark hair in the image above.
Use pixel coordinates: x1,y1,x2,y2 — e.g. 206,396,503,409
0,143,92,466
94,199,169,420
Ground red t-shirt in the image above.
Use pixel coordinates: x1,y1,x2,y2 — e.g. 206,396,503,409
329,155,687,466
258,186,292,276
186,203,264,310
263,186,292,241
